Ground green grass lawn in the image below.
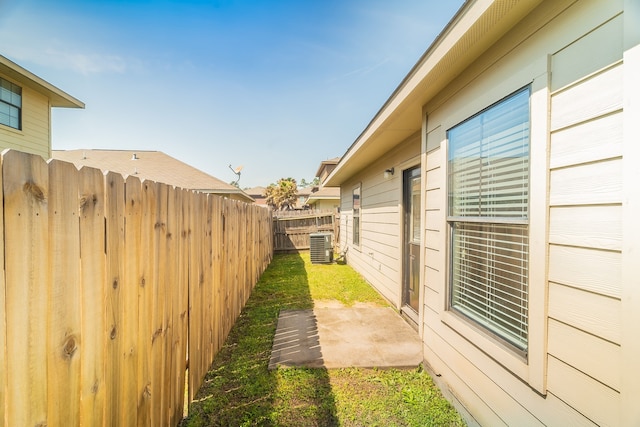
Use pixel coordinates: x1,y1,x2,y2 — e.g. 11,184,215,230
181,253,465,427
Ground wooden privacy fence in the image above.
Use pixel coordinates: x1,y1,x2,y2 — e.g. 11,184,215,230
0,150,273,427
272,209,338,252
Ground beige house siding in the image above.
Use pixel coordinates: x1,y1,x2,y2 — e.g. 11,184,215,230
546,15,624,424
0,81,51,159
421,1,627,425
621,2,640,424
339,134,420,308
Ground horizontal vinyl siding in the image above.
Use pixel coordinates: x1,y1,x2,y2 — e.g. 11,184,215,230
547,17,623,424
358,174,402,303
423,144,445,304
547,356,620,427
547,319,621,391
548,245,621,298
0,83,50,158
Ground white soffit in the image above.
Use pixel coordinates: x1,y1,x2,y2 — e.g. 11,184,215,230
326,0,544,186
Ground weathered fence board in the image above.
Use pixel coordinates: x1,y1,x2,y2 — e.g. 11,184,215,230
104,171,126,426
273,210,338,252
175,187,190,422
152,181,168,426
123,175,142,427
4,150,49,426
79,165,106,426
138,180,155,427
47,159,82,426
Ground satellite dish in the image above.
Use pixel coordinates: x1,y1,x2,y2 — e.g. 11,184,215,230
228,164,243,184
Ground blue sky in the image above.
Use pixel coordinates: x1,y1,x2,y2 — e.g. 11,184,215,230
1,0,463,188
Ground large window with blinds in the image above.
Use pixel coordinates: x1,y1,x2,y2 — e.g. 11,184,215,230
447,87,530,351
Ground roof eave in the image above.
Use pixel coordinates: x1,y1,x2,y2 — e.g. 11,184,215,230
0,55,85,109
325,0,543,187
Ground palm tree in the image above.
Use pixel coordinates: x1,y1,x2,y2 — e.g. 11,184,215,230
265,178,298,210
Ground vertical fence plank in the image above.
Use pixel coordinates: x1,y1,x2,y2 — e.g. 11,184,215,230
221,199,231,337
150,182,168,426
3,150,49,426
204,194,214,368
47,159,82,426
164,184,178,425
104,171,125,427
233,202,241,320
0,154,6,427
79,166,106,426
196,192,206,397
177,188,189,420
148,184,165,426
121,175,142,427
164,187,184,426
188,190,201,401
137,180,156,427
211,196,223,354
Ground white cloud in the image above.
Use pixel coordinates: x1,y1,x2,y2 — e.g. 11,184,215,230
43,48,129,75
0,5,141,75
330,58,391,83
1,40,139,75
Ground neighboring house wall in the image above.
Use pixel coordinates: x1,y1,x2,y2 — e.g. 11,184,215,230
307,199,339,211
340,133,420,307
0,77,51,159
1,55,83,159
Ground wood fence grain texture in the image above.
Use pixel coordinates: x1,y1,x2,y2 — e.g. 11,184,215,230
0,150,273,427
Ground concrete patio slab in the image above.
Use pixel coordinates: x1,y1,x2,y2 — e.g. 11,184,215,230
268,304,422,369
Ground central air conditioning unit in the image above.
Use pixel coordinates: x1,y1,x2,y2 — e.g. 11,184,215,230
310,232,333,264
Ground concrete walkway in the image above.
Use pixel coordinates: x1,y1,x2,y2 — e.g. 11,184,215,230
268,302,423,369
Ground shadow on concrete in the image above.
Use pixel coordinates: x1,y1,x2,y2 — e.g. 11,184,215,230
269,310,324,369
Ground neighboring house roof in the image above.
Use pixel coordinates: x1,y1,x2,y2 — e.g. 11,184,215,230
306,186,340,204
297,186,314,197
245,186,267,197
0,54,84,109
315,157,340,184
325,0,544,186
52,149,254,203
245,186,268,206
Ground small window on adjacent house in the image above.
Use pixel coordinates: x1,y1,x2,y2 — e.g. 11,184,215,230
353,185,361,246
447,87,530,351
0,78,22,130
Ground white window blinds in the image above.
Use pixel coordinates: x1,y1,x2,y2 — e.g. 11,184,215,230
449,88,530,219
448,87,530,351
451,223,529,349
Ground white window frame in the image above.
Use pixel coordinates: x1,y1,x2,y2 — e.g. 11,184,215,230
352,184,361,247
438,75,548,393
0,77,22,130
446,86,531,354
